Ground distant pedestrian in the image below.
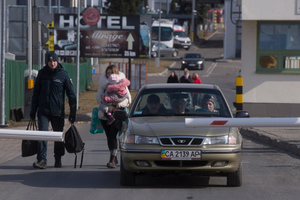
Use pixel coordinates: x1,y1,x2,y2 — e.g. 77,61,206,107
180,68,193,83
192,73,202,84
167,71,179,83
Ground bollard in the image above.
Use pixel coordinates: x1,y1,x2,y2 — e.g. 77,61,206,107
236,76,243,111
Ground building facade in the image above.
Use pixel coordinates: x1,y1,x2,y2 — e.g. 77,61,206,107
242,0,300,117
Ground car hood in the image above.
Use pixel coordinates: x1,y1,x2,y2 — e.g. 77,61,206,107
174,37,191,42
129,117,232,137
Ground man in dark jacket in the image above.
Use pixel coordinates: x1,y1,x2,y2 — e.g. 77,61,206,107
30,52,76,169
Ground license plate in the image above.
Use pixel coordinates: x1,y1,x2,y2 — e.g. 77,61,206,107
183,46,188,48
188,64,195,66
161,150,201,160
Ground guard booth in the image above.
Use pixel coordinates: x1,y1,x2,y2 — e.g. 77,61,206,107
23,69,38,121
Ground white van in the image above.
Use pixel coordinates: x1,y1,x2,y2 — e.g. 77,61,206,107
173,25,191,50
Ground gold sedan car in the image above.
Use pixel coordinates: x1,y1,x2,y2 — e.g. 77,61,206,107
115,84,248,187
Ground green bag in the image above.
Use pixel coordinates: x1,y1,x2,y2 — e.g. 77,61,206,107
89,107,104,134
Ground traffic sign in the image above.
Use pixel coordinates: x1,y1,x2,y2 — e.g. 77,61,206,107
46,21,54,51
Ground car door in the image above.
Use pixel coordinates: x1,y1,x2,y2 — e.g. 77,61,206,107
160,44,168,56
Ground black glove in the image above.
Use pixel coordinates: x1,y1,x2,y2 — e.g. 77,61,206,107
30,113,36,120
69,115,76,123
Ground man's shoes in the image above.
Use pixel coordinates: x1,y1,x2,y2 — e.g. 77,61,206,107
106,155,117,168
33,160,47,169
54,158,62,168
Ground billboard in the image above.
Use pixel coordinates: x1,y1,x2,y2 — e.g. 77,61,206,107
54,13,146,58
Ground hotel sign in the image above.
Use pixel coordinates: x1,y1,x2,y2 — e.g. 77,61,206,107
54,14,140,58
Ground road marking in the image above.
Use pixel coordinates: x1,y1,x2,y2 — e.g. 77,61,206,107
203,62,217,77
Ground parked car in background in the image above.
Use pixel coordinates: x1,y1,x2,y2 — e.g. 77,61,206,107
173,31,192,50
115,83,248,187
151,43,178,58
181,53,205,70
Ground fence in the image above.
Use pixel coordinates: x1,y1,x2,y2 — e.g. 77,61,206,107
109,62,147,90
4,59,92,122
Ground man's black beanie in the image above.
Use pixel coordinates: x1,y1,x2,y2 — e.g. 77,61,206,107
46,52,59,63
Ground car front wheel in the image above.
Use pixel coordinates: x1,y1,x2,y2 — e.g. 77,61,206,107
152,51,157,58
227,162,242,187
172,51,178,57
120,158,136,186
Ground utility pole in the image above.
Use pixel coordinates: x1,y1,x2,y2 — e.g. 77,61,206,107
76,0,80,110
191,0,195,43
0,0,7,126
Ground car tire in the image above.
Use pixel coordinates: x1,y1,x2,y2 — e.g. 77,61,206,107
120,158,136,186
201,64,204,70
152,51,157,58
227,162,242,187
172,51,178,57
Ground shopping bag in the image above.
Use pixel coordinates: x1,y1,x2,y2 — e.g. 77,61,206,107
21,120,38,157
89,107,104,134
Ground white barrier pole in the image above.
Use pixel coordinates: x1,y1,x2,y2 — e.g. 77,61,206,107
0,129,64,141
185,118,300,128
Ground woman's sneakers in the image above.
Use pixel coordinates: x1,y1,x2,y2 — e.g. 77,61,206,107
107,155,118,168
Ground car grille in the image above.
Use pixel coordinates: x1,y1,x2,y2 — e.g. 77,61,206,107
154,160,208,167
179,41,191,44
158,136,204,146
186,61,198,64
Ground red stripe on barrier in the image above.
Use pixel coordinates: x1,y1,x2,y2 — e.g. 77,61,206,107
210,121,228,125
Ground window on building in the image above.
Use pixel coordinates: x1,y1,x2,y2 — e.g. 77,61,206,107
257,22,300,73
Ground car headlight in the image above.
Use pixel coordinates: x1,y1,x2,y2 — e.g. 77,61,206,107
125,135,159,144
197,61,203,64
182,61,186,64
203,135,237,145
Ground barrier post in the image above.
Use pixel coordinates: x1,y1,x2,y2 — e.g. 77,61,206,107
236,75,243,111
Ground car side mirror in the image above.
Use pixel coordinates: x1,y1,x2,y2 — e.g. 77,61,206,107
180,57,183,60
113,110,128,121
235,111,250,118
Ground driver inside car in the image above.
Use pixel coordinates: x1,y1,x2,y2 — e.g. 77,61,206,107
142,94,167,115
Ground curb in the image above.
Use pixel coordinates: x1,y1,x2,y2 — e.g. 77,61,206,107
240,128,300,157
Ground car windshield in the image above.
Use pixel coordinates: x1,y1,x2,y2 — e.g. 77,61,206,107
184,54,202,59
174,31,188,38
131,88,231,118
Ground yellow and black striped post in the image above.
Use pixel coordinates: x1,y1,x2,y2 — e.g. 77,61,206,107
236,76,243,111
214,10,217,31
